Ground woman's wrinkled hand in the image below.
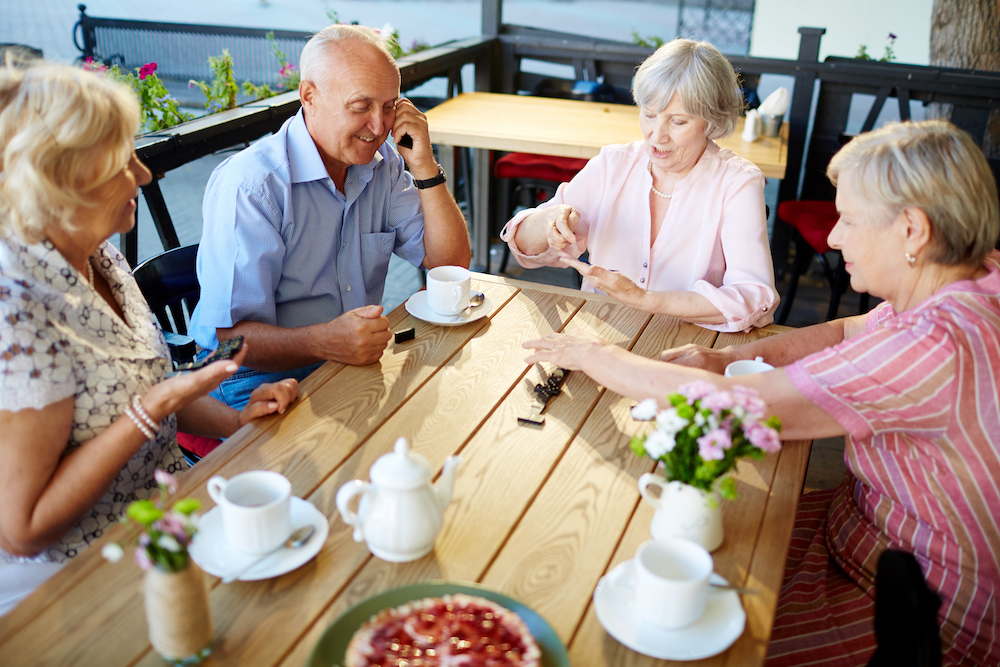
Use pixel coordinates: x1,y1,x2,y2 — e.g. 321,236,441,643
522,332,611,370
542,205,581,251
658,343,734,374
238,378,299,427
558,252,646,308
142,344,252,422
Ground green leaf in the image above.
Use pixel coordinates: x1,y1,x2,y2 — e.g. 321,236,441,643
126,499,163,526
173,498,201,516
629,436,647,459
720,476,737,500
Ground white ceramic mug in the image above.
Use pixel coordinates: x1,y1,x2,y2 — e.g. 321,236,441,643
207,471,292,554
724,356,775,377
631,539,713,628
426,266,471,316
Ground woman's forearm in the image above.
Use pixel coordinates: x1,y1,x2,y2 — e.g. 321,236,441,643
635,289,728,325
510,210,553,256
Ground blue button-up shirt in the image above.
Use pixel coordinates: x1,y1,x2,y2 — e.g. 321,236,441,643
190,110,426,349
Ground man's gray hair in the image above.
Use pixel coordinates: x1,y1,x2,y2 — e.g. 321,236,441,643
300,24,397,87
632,38,744,140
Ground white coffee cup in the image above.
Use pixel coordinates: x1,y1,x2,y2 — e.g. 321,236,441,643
426,266,471,316
724,356,775,377
631,539,713,628
207,471,292,554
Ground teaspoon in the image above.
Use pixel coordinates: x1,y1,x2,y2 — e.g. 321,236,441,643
222,524,316,584
452,291,485,321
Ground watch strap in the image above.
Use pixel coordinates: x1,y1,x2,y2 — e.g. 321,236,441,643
413,164,447,190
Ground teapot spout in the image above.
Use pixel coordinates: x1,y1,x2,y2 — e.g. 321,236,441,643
434,455,462,511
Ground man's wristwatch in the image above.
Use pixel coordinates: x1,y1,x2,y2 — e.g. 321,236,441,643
413,164,447,190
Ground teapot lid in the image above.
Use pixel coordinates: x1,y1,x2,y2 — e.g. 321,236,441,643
370,437,432,489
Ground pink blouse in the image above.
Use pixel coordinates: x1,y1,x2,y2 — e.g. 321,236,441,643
500,140,778,332
786,252,1000,665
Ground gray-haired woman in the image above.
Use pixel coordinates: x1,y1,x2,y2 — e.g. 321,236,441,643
0,61,298,615
524,120,1000,666
501,38,778,332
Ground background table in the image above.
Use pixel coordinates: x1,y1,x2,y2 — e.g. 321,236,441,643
0,275,809,667
425,93,789,266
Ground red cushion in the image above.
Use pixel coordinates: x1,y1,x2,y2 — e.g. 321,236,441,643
494,152,589,182
177,432,223,458
778,200,839,254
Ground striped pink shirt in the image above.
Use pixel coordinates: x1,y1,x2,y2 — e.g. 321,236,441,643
787,251,1000,665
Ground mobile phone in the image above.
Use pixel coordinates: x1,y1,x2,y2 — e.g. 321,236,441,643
174,336,244,372
396,133,413,149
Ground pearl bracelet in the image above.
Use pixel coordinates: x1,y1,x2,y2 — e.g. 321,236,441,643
131,395,160,433
124,406,156,440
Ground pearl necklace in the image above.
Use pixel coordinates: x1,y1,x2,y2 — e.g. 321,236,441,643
80,255,95,288
648,163,673,199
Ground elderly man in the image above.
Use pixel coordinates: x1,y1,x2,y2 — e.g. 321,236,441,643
190,24,471,409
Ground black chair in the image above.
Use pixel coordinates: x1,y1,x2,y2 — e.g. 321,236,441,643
132,244,200,366
867,549,942,667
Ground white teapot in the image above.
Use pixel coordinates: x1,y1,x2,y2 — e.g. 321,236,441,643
336,437,461,562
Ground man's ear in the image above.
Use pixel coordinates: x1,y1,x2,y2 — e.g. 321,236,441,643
900,207,933,257
299,79,316,110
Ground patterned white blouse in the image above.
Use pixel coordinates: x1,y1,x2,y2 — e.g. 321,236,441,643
0,228,186,564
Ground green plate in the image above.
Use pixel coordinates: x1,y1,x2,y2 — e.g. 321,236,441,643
305,581,570,667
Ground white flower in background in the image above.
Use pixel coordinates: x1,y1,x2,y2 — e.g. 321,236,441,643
655,408,687,434
631,398,658,421
101,543,124,563
644,429,676,459
694,412,706,427
380,23,396,40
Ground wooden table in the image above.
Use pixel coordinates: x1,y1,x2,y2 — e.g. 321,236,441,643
0,275,810,667
425,92,789,266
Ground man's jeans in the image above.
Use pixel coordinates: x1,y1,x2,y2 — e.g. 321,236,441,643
203,354,323,411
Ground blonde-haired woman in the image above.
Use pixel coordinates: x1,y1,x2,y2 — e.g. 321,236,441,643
501,38,778,332
525,120,1000,666
0,61,298,615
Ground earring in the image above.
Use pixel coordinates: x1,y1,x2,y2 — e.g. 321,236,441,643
905,252,916,265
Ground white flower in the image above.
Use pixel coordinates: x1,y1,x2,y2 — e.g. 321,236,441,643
380,23,396,39
655,408,688,434
631,398,658,421
157,534,182,552
707,414,719,430
644,429,676,459
694,412,706,427
102,543,124,562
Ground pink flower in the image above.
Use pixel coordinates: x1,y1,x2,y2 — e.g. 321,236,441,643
731,385,766,420
701,390,734,413
138,62,157,80
678,380,717,403
697,428,730,460
155,513,188,542
83,57,107,74
154,469,178,494
134,546,151,570
746,421,781,453
278,63,297,78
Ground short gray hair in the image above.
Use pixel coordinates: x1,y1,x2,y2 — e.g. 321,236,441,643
632,38,743,140
300,24,398,88
828,120,999,267
0,61,138,243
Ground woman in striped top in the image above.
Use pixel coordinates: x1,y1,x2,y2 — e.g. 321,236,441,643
522,119,1000,666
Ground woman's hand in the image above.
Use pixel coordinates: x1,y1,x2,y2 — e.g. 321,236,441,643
522,332,613,371
557,252,646,308
237,378,299,429
658,343,735,374
541,205,581,251
142,343,251,422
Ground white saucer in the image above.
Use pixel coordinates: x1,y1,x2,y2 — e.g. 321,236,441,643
190,496,328,582
404,291,493,327
593,560,746,660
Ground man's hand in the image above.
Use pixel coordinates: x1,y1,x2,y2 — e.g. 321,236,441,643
392,98,437,178
558,252,646,308
658,343,736,374
314,305,392,365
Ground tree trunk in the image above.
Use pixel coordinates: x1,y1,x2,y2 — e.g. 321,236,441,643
928,0,1000,156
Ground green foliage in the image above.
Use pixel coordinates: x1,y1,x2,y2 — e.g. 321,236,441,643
856,33,897,63
103,63,194,134
188,50,240,114
632,31,665,49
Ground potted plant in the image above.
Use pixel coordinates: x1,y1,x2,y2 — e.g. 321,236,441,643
630,381,782,551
